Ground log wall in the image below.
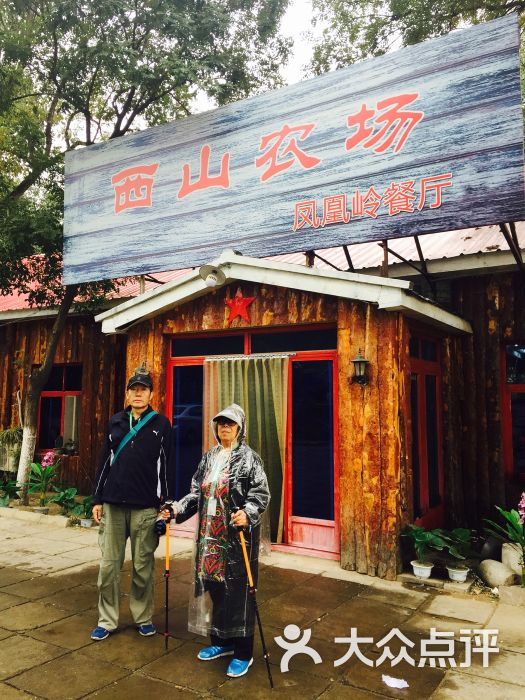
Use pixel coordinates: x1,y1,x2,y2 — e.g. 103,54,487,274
0,316,126,493
442,271,525,526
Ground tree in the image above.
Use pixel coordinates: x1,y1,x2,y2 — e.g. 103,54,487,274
0,0,292,500
310,0,525,74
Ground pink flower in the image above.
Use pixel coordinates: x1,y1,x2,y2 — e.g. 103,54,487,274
518,492,525,525
41,451,55,467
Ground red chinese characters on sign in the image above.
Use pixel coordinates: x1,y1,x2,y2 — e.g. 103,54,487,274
293,173,453,231
346,93,424,154
111,164,159,214
255,123,321,182
178,145,231,199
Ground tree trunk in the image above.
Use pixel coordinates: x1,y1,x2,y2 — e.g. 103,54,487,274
17,286,78,502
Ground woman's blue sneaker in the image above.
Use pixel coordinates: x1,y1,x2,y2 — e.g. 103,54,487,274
226,657,253,677
138,623,156,637
90,626,110,641
197,644,235,661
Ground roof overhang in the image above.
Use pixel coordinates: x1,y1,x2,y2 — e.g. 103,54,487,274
95,250,472,336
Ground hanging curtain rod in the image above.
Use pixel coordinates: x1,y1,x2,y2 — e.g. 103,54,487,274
204,352,296,362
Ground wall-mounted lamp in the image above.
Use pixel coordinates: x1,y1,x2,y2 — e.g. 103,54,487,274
352,349,369,386
199,264,226,288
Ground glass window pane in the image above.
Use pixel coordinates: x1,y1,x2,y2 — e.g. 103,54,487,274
65,365,82,391
425,375,440,508
511,393,525,478
171,335,243,357
251,329,337,353
506,345,525,384
410,374,421,518
409,337,419,358
171,365,203,500
291,360,334,520
38,397,62,449
43,366,63,391
421,340,437,362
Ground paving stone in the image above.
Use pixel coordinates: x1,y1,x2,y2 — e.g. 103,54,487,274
485,603,525,653
422,594,495,624
9,650,129,700
214,662,332,699
319,682,392,698
81,626,184,670
0,567,36,587
258,594,326,630
404,613,479,637
430,671,525,699
363,580,431,610
82,673,190,698
0,601,72,631
28,611,98,651
0,591,28,611
1,537,80,556
39,584,97,613
455,647,525,686
2,575,75,600
141,640,227,692
340,649,444,699
20,554,84,574
275,578,365,611
0,634,65,680
0,683,38,699
311,598,412,641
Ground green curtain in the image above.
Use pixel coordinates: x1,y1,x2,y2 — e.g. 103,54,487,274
203,356,289,543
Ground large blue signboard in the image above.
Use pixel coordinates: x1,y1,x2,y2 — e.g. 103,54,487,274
63,14,524,285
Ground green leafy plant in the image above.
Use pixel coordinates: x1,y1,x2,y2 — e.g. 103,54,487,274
27,454,60,507
0,477,20,507
49,487,79,515
81,496,93,520
484,494,525,588
403,524,450,563
446,528,475,561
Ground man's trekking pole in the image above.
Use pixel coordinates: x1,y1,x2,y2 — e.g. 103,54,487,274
233,506,274,689
155,503,174,651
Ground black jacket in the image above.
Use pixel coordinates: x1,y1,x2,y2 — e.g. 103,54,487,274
93,405,173,509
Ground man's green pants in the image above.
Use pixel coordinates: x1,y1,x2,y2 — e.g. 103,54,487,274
97,504,159,631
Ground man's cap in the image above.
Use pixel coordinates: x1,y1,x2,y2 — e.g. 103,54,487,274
127,363,153,390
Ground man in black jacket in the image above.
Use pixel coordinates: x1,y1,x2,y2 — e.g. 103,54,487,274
90,365,173,641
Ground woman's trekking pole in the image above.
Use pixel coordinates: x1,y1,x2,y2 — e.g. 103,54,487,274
235,514,274,689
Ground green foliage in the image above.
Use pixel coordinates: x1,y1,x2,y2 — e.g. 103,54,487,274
0,476,20,506
27,461,59,507
0,0,291,306
49,486,79,515
0,427,23,448
485,504,525,586
81,495,93,519
402,524,450,563
310,1,525,74
446,527,475,560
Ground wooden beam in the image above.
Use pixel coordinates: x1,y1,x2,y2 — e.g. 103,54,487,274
313,252,343,271
499,223,525,273
342,245,354,272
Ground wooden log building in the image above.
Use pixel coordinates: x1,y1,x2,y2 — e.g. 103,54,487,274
1,227,524,580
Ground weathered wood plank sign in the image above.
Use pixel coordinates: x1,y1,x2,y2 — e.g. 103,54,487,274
63,14,524,285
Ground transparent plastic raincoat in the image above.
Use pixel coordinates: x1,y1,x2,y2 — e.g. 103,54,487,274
175,403,270,639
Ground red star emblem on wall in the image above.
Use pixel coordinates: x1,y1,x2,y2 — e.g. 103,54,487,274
225,287,255,327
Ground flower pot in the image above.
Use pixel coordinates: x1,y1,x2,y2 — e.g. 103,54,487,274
32,506,49,515
80,518,93,528
446,565,469,583
411,560,434,579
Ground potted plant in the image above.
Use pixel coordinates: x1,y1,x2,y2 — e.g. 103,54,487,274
484,492,525,588
27,452,59,513
49,487,79,515
79,496,94,527
403,524,450,578
445,528,474,582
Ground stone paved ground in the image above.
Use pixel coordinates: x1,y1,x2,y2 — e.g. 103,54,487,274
0,510,524,699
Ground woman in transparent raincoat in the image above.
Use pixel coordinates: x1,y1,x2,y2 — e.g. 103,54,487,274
172,403,270,678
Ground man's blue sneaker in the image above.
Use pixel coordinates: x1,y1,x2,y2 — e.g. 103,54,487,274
90,626,110,641
226,657,253,677
138,623,156,637
197,644,235,661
